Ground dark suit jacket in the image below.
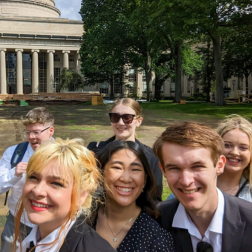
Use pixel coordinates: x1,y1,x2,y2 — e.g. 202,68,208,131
87,136,163,201
60,216,116,252
157,193,252,252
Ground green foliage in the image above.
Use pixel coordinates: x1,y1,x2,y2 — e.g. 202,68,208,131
58,68,84,92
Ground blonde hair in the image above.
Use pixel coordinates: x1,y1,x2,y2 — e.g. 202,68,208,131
112,98,142,118
216,114,252,187
14,138,101,252
21,107,54,126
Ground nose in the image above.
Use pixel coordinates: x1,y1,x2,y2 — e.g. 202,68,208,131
117,117,125,125
119,170,132,183
32,182,47,197
229,146,239,155
179,170,194,187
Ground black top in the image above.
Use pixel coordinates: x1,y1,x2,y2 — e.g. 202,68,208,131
87,137,163,201
92,211,175,252
59,216,116,252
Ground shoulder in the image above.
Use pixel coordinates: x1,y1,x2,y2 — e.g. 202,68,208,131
224,193,252,221
134,212,175,250
87,137,115,152
62,218,115,252
156,199,180,231
135,140,158,160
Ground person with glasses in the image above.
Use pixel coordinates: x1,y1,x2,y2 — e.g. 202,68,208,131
87,98,163,201
0,107,54,252
153,122,252,252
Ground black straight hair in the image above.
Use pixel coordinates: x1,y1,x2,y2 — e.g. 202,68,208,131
96,140,159,219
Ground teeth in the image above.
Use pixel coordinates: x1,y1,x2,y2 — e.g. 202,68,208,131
32,201,49,208
229,158,239,162
182,189,198,194
116,187,133,192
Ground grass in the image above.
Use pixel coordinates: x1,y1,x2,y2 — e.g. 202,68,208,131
141,102,252,118
68,126,97,130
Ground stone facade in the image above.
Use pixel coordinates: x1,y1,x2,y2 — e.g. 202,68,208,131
0,0,82,94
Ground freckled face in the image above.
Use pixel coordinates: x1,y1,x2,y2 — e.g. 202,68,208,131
222,129,251,174
110,104,142,141
104,149,146,208
22,161,73,239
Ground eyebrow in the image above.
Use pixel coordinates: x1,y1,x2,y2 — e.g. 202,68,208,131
165,161,205,168
110,161,143,167
31,172,68,183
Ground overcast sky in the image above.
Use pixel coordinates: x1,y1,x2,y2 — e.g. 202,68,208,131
54,0,82,20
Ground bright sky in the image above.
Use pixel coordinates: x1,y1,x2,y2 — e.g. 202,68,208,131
54,0,82,20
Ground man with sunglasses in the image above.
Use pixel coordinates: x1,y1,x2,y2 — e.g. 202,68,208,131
0,107,54,251
153,122,252,252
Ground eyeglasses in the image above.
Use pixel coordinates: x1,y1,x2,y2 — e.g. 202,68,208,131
22,126,50,138
197,241,213,252
109,113,136,124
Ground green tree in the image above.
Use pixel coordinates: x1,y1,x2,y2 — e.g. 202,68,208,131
58,68,84,92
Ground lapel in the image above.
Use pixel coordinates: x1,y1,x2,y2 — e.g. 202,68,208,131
222,194,246,252
175,228,194,252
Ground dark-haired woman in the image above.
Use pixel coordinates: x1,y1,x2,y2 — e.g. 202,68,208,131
87,98,163,201
89,140,174,252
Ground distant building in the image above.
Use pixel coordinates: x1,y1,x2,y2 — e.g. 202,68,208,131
0,0,82,94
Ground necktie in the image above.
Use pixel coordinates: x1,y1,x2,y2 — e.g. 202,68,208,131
26,241,35,252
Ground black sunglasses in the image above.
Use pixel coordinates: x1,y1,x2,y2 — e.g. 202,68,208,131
197,241,213,252
109,113,136,124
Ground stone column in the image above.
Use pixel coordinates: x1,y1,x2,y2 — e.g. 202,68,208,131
0,49,7,94
15,49,24,94
31,50,40,93
62,50,70,69
75,51,79,73
47,50,55,93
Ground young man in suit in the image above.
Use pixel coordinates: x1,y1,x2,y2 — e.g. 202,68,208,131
153,121,252,252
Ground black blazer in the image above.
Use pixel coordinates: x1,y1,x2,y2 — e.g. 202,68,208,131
60,216,116,252
87,136,163,201
157,194,252,252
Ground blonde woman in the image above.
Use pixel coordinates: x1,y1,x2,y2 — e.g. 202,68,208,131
216,114,252,201
14,138,115,252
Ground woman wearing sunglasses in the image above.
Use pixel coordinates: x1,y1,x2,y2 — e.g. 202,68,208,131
87,98,163,201
88,140,175,252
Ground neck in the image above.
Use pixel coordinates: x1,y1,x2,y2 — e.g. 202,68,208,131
104,197,140,222
186,190,219,237
218,171,242,193
115,136,136,142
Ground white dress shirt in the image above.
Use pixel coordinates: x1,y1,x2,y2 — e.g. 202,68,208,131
18,220,76,252
0,143,34,227
172,188,225,252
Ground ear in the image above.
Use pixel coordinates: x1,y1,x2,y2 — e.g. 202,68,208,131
216,155,226,176
158,162,165,175
79,191,89,206
136,117,143,127
49,126,54,138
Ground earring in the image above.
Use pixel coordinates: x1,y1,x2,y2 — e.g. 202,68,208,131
75,207,82,218
142,186,144,193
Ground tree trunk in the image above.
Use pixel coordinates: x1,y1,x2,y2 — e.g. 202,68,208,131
110,73,115,99
145,53,152,102
174,41,182,103
211,32,224,105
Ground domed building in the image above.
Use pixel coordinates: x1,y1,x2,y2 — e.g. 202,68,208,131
0,0,83,94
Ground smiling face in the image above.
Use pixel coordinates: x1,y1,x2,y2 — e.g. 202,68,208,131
22,161,73,239
110,104,142,141
160,142,225,215
222,129,251,175
104,149,146,208
25,123,54,151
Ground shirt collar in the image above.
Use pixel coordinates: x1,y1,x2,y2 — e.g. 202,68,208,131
172,188,224,238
